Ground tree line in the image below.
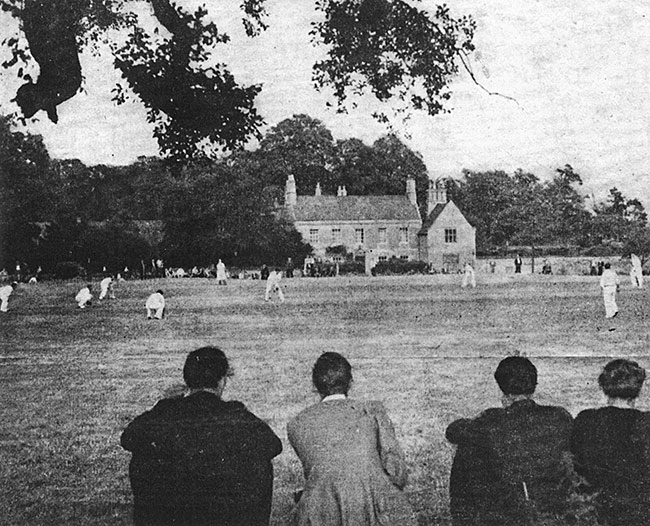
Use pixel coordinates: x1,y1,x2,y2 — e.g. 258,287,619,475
2,113,649,276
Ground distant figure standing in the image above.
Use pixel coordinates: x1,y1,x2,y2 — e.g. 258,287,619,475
75,284,93,309
260,264,270,281
598,261,604,276
146,290,165,320
265,269,284,303
216,259,227,285
286,257,294,278
630,254,643,289
514,254,522,274
0,281,18,312
599,263,620,319
99,276,115,300
461,262,476,288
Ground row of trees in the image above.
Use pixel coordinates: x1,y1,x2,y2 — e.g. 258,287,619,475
0,113,430,273
3,112,650,275
448,166,650,259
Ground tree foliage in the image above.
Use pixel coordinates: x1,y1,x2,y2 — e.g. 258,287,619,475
1,0,475,163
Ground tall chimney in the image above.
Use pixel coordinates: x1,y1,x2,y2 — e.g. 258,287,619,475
427,179,447,215
285,174,297,207
406,177,417,207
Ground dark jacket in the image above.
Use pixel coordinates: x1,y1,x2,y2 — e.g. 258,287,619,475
446,399,573,526
121,391,282,526
571,406,650,526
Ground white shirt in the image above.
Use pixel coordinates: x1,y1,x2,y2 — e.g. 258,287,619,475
600,268,620,288
322,394,347,402
100,277,112,289
75,287,92,302
145,293,165,309
0,285,13,299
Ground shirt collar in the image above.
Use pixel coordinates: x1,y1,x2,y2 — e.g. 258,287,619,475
322,394,347,402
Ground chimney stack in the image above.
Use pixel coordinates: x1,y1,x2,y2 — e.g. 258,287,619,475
285,174,297,207
406,178,417,207
427,179,447,215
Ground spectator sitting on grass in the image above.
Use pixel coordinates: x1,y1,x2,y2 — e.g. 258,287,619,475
571,359,650,525
121,346,282,526
446,356,573,526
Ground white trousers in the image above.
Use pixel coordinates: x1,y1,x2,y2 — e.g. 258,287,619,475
602,286,618,318
265,284,284,302
630,268,644,288
0,297,9,312
147,306,164,319
462,271,476,288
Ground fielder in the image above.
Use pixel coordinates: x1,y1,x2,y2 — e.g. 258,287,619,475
99,276,115,300
75,284,93,309
599,263,620,318
630,254,644,289
265,269,285,303
0,281,18,312
146,290,165,319
461,262,476,288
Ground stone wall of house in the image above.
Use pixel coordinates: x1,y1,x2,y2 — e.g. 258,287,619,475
295,220,420,260
420,203,476,271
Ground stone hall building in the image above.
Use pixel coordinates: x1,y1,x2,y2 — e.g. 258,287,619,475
283,174,476,272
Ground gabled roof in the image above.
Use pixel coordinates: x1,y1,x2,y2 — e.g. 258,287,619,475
288,195,421,222
417,203,448,235
417,200,474,236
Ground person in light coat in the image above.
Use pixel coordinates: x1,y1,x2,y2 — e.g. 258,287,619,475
265,269,284,302
599,263,620,318
146,290,165,319
461,262,476,288
629,254,644,289
99,276,115,300
0,281,18,312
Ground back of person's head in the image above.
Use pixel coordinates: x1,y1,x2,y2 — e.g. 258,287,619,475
156,289,164,295
183,346,232,389
599,359,646,400
494,356,538,395
312,352,353,396
604,263,611,269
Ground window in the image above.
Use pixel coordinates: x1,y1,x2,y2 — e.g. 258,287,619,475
444,228,457,243
378,255,388,262
333,255,343,263
309,229,319,245
355,228,365,245
399,227,409,244
378,228,387,244
400,255,409,260
331,228,341,245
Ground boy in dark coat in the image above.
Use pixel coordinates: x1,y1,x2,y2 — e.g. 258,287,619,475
446,356,573,526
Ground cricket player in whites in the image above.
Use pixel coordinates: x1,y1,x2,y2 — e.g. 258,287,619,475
265,268,285,303
600,263,620,318
630,254,644,289
0,281,18,312
75,284,93,309
99,276,115,300
146,289,165,319
461,261,476,288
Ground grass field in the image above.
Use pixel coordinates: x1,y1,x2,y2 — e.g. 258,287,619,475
1,273,649,525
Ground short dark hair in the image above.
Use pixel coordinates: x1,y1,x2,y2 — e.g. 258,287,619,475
183,346,232,389
494,356,538,395
604,263,611,269
598,359,646,400
312,352,352,396
156,289,164,295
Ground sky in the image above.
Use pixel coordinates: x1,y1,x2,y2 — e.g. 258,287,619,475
1,0,650,208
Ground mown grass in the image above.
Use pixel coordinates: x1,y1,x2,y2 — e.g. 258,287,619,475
1,274,649,525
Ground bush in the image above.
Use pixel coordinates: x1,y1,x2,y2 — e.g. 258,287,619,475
53,261,86,279
372,259,429,275
337,261,366,275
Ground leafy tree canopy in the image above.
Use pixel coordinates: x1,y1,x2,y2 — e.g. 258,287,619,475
1,0,475,163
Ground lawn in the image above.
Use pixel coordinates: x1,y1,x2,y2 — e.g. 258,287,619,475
1,273,649,525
